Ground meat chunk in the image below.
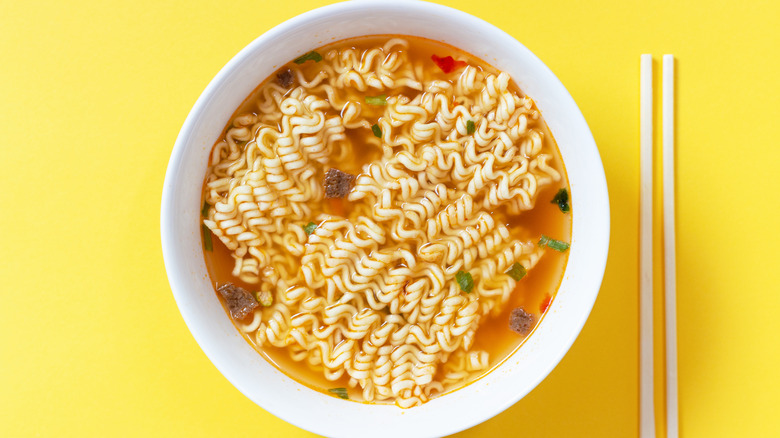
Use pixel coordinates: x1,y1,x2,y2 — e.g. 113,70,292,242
217,283,258,320
276,69,295,88
323,168,355,198
509,307,535,336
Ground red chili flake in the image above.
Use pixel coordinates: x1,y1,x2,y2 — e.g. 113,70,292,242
431,54,467,73
540,294,552,313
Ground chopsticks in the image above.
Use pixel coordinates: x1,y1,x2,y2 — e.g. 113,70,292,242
639,54,677,438
663,54,678,438
639,54,655,438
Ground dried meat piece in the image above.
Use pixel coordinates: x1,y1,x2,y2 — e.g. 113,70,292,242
277,69,295,88
323,168,355,198
509,307,535,336
218,283,258,320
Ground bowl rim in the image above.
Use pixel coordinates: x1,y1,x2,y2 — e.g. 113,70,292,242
161,1,610,436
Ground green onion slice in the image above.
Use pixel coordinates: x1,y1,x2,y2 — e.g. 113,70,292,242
506,263,527,281
255,290,273,307
303,222,317,236
371,123,382,138
551,188,570,213
538,235,570,252
456,270,474,293
365,94,387,106
328,387,349,400
293,51,322,64
466,120,476,135
201,201,210,218
202,224,213,252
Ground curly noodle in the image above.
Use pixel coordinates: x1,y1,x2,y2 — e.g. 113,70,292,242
202,38,560,407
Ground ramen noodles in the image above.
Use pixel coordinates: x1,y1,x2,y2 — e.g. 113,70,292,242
200,36,571,408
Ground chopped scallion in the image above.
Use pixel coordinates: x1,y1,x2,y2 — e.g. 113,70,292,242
303,222,317,236
506,263,527,281
455,270,474,293
328,387,349,400
201,201,210,218
293,51,322,64
371,123,382,138
538,235,570,252
365,94,387,106
255,290,273,307
466,120,475,135
202,224,213,251
551,188,570,213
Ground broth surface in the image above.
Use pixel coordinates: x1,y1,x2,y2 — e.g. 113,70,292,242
202,35,571,404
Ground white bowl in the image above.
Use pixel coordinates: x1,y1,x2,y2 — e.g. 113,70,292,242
161,1,609,437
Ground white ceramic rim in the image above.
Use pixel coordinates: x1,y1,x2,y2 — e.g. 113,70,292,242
161,1,610,437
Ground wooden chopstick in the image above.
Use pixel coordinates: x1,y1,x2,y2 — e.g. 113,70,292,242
663,54,678,438
639,54,655,438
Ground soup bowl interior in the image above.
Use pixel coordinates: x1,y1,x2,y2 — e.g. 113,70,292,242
161,1,609,437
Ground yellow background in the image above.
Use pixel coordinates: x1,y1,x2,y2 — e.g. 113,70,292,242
1,0,778,436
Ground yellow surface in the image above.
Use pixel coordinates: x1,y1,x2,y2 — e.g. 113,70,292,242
1,0,778,436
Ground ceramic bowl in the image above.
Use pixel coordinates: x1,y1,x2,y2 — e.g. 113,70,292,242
161,1,609,436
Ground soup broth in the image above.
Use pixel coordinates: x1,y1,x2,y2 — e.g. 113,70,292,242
201,35,571,407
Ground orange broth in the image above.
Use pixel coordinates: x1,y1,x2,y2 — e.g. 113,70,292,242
201,35,571,402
